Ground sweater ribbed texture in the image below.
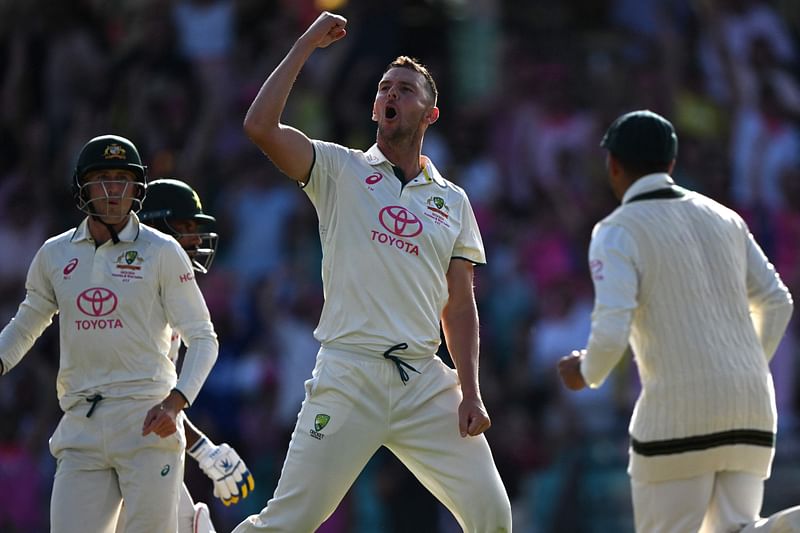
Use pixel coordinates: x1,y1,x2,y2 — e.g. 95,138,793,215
603,193,777,482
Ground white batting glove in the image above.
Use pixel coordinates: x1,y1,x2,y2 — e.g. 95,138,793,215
188,437,255,506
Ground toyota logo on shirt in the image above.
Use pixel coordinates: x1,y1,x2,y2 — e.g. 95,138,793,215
76,287,118,317
378,205,423,237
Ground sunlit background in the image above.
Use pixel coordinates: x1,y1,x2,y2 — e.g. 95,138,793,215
0,0,799,531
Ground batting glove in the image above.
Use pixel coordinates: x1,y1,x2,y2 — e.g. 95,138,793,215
188,437,255,506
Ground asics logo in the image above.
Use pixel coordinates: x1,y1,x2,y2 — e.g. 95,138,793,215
365,172,383,185
63,258,79,276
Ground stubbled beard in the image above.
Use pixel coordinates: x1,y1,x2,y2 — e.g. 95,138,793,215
377,121,414,144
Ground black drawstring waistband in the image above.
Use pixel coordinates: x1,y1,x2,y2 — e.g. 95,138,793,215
382,343,420,385
86,394,104,417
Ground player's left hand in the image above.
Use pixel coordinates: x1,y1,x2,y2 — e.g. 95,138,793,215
458,395,491,437
189,438,255,506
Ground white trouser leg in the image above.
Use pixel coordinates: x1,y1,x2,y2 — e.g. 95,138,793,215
51,454,123,533
232,354,385,532
50,399,185,533
632,471,763,533
632,474,714,533
741,505,800,532
178,484,196,533
386,357,512,532
699,471,763,533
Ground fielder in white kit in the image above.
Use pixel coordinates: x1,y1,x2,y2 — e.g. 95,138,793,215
558,111,794,533
233,11,511,533
117,178,254,533
0,135,218,533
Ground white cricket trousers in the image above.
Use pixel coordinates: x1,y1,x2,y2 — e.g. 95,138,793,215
232,347,512,532
631,470,763,533
49,396,185,533
116,483,214,533
741,505,800,532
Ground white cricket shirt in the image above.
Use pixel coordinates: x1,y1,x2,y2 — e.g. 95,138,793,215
303,141,485,358
0,214,218,410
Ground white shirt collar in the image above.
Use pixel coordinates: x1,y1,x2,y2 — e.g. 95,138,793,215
364,144,447,187
621,173,675,204
72,213,141,243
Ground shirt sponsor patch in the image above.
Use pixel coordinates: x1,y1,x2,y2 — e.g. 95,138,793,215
424,195,450,227
63,258,79,277
372,205,423,256
113,250,144,281
75,287,123,330
365,172,383,188
378,205,423,237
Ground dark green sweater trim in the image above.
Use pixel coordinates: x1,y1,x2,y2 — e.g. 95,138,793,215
632,429,775,456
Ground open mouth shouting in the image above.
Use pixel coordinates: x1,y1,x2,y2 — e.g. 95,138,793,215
384,105,398,121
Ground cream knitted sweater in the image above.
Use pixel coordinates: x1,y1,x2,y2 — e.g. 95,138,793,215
582,174,793,482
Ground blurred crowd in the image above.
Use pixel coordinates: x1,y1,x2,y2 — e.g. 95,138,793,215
1,0,799,531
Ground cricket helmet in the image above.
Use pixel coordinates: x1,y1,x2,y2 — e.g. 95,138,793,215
139,178,218,273
72,134,148,214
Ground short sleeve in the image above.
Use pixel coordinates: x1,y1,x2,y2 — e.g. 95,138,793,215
452,193,486,265
303,140,351,202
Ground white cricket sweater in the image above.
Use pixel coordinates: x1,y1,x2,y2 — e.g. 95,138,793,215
582,174,793,482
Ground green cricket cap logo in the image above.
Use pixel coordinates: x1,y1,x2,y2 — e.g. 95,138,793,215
314,414,331,432
125,251,138,265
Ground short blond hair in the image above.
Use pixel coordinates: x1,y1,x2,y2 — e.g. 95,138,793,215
384,56,438,106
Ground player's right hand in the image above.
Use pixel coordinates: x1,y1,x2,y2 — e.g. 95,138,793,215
299,11,347,49
558,350,588,391
188,438,255,506
142,397,182,438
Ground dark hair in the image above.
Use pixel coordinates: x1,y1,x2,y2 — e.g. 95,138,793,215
384,56,438,106
615,157,672,177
